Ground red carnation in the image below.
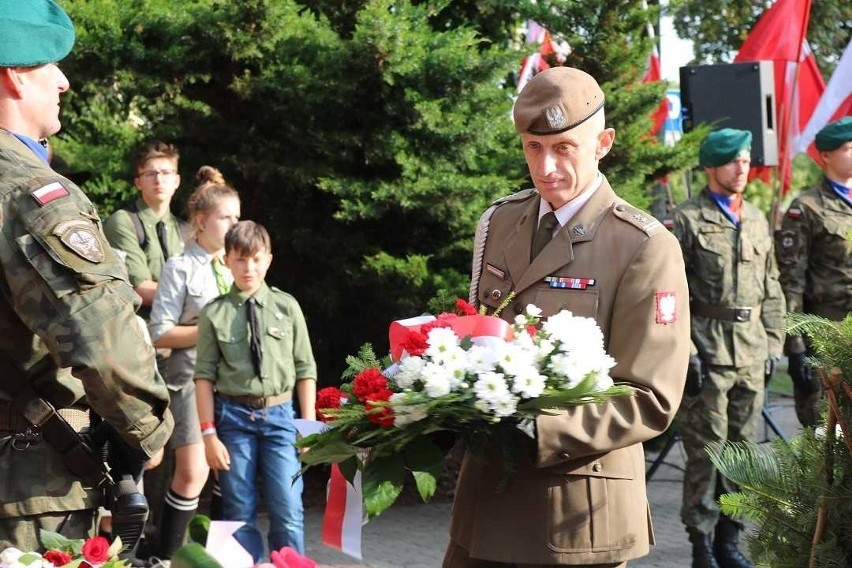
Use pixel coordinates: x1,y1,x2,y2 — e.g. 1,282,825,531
525,324,537,337
420,318,453,338
455,298,478,316
351,368,389,402
81,536,110,563
365,388,394,428
44,550,73,566
401,330,428,357
316,387,344,422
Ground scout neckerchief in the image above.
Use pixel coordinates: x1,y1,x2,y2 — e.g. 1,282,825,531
827,178,852,208
708,190,742,226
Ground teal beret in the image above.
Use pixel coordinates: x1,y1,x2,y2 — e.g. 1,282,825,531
0,0,74,67
699,128,752,167
815,116,852,151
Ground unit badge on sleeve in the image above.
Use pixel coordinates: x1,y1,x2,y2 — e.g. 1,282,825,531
53,219,104,263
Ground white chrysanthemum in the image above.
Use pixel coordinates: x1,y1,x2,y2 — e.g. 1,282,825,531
540,309,576,343
510,329,536,351
421,361,453,397
548,351,598,388
526,304,543,317
490,394,519,417
465,344,499,375
424,327,461,361
591,371,615,391
553,317,605,355
496,342,537,377
514,313,528,326
510,367,547,399
394,356,426,389
473,371,510,404
536,338,556,361
389,393,429,426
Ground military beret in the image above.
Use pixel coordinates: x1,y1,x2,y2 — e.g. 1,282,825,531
699,128,752,167
815,116,852,151
0,0,74,67
513,67,605,135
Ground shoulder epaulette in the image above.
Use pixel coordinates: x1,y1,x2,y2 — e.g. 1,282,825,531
489,188,537,208
612,203,663,235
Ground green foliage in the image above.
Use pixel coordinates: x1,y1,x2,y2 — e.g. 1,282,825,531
57,0,701,381
708,315,852,566
667,0,851,75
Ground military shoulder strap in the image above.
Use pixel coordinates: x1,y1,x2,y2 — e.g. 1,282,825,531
13,385,112,487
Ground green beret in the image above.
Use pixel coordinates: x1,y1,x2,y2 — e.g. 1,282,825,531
513,67,605,135
0,0,74,67
699,128,752,167
815,116,852,151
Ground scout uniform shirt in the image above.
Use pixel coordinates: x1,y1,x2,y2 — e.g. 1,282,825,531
194,282,317,397
103,198,186,316
775,178,852,321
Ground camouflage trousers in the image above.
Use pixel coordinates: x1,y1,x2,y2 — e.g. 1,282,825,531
679,359,765,534
0,509,97,552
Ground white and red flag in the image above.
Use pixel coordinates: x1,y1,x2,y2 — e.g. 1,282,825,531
733,0,824,195
794,38,852,163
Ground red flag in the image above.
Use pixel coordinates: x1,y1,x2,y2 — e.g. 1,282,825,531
517,22,569,93
642,45,669,136
734,0,824,195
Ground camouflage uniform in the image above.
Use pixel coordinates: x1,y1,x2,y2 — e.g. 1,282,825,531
671,187,785,533
0,131,174,551
775,179,852,424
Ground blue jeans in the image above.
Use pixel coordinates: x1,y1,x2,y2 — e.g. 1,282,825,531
214,397,304,562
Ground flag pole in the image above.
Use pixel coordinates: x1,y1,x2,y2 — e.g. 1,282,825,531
772,0,814,229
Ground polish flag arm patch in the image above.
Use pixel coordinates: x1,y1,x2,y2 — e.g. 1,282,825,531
31,181,70,206
655,291,677,325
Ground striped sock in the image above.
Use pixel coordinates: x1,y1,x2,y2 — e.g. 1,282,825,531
159,489,199,558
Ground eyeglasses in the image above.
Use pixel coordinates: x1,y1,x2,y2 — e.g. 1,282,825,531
137,169,177,180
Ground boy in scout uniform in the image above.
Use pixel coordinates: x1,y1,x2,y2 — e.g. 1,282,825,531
775,116,852,427
0,0,173,551
672,129,785,568
194,221,317,563
445,67,691,567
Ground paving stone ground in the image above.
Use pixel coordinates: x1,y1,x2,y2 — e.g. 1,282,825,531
268,390,801,568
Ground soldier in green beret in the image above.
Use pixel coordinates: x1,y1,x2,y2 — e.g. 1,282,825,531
671,128,785,568
775,116,852,427
0,0,173,554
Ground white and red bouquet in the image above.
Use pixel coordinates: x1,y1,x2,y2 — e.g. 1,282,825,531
298,299,631,516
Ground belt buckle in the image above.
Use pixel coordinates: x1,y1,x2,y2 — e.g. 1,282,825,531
734,308,751,322
249,397,266,409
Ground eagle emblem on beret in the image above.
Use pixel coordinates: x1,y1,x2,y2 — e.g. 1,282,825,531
544,105,568,130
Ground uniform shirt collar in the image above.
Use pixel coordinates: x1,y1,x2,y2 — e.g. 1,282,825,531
234,281,270,307
10,132,49,163
537,173,603,229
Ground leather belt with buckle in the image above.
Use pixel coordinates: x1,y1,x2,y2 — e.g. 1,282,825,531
217,392,292,409
690,302,760,323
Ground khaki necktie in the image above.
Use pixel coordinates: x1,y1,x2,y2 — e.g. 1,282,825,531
531,212,559,261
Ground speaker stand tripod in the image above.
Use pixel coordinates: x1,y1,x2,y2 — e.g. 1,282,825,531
646,402,789,482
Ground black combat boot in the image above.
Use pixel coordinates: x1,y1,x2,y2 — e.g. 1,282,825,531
713,516,753,568
688,527,721,568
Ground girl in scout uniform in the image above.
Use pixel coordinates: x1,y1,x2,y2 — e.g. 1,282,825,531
147,167,240,560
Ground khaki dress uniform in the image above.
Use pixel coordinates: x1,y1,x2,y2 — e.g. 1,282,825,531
671,187,785,533
0,131,173,550
445,178,691,566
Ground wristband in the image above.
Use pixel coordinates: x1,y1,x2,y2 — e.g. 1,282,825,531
200,421,215,430
201,426,217,437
